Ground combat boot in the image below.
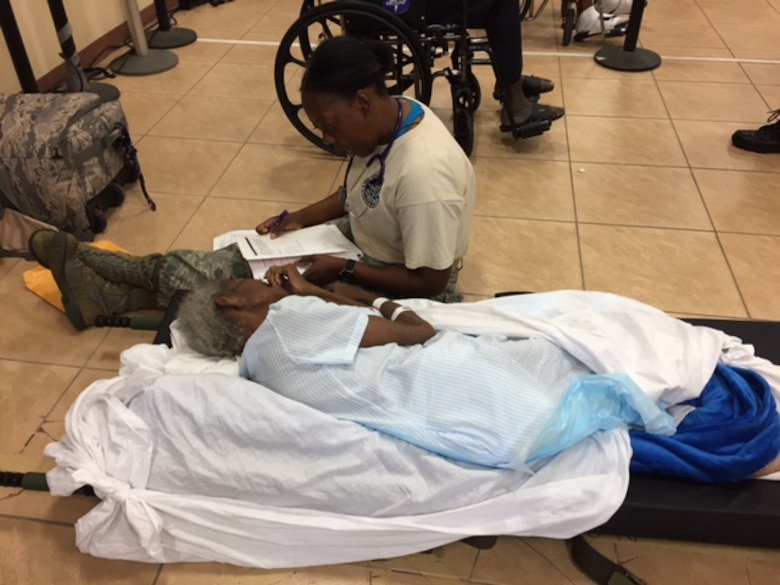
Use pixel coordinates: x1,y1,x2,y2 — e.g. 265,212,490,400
76,244,162,291
28,230,157,331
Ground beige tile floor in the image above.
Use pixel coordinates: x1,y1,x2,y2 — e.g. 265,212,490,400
2,0,780,583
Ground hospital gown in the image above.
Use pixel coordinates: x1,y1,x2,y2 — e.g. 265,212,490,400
240,296,622,468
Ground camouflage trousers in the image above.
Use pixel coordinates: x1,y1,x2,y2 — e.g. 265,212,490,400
155,244,252,308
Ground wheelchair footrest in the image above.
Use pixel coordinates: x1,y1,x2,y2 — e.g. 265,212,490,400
499,118,552,139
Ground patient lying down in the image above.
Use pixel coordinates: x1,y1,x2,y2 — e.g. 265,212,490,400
176,265,780,478
179,266,780,476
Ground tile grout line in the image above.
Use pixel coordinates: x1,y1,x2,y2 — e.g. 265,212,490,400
194,37,780,64
649,71,753,319
150,563,165,585
735,58,776,113
0,512,75,528
692,0,739,60
689,173,755,319
557,55,588,292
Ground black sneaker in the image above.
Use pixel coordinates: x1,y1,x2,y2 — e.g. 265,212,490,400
731,110,780,154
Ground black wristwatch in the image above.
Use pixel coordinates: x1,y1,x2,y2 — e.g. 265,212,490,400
338,259,357,283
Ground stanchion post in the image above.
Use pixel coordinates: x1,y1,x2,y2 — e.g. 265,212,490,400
45,0,120,101
594,0,661,72
147,0,198,49
0,0,38,92
110,0,179,76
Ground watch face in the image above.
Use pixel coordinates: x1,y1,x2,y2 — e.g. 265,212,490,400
339,260,356,283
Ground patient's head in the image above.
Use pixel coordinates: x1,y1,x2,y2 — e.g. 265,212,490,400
176,279,286,357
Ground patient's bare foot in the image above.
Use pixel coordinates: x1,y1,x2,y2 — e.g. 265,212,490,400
752,453,780,478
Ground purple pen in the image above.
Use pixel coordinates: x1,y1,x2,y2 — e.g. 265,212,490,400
266,209,289,232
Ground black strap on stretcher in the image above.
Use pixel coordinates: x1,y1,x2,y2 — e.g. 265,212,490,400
570,536,646,585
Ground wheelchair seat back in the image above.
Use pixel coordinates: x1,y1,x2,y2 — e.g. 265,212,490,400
343,0,427,36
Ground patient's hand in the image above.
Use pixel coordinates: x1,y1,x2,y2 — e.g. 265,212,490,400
265,263,317,296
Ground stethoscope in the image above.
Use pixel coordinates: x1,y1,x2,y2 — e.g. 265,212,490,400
343,98,405,215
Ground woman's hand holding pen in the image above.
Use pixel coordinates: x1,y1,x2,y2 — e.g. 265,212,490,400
256,209,303,239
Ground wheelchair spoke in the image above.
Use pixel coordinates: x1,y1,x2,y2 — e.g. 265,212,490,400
275,1,433,156
317,16,341,39
288,54,306,68
280,42,307,68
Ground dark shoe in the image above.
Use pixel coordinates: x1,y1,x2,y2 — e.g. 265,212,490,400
493,75,555,101
501,102,565,131
33,230,156,330
731,110,780,154
522,75,555,96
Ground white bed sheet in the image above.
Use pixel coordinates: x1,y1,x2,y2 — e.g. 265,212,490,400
44,291,780,568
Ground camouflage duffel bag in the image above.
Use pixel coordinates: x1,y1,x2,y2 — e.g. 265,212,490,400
0,92,155,235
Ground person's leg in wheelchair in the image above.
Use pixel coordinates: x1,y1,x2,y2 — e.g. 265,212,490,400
426,0,564,130
479,0,564,128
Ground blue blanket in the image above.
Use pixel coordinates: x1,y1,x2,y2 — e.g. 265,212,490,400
630,365,780,483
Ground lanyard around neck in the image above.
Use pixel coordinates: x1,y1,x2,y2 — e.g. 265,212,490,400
344,97,405,192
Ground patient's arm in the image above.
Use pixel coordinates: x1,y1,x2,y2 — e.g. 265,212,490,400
267,264,435,347
360,311,436,348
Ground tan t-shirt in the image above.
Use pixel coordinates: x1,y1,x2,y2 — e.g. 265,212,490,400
345,99,475,271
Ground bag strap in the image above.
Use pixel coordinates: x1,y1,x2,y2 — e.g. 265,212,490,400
114,123,157,212
570,536,647,585
73,132,119,166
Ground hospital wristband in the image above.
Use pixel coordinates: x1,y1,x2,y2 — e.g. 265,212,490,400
372,297,390,310
390,306,411,321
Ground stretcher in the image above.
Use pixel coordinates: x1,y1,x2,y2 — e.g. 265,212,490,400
4,292,779,585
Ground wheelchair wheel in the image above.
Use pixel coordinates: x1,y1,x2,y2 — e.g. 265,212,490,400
562,1,577,46
452,81,478,114
275,1,433,156
453,106,474,157
297,0,335,57
519,0,534,20
299,0,318,13
467,71,481,112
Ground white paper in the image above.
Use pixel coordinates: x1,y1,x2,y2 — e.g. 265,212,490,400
213,225,364,281
235,225,363,261
212,229,256,251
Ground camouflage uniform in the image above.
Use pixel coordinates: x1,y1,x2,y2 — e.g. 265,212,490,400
154,245,253,308
0,93,128,232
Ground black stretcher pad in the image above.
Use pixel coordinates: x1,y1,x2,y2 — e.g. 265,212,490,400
599,318,780,548
154,296,780,548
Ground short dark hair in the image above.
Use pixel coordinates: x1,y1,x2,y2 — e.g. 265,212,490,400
301,36,393,100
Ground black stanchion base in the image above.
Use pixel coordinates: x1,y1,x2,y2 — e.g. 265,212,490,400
109,48,179,76
86,81,121,102
146,27,198,49
594,45,662,72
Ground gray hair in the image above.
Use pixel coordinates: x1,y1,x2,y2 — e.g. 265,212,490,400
175,280,246,357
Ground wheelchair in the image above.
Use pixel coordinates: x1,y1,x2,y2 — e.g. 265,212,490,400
273,0,553,157
520,0,577,46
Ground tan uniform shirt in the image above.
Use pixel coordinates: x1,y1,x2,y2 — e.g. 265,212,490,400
345,100,475,271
